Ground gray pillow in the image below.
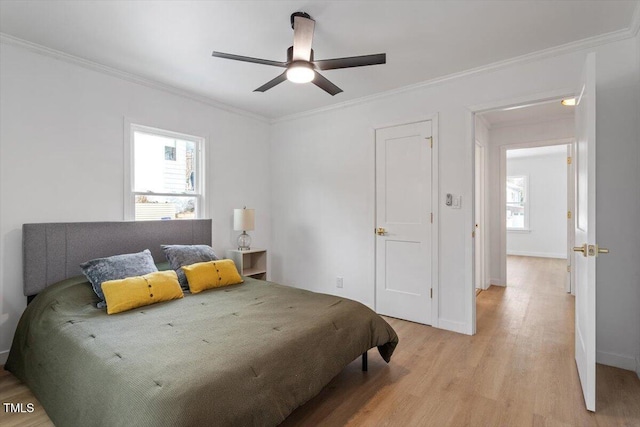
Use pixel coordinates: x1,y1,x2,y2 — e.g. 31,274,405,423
80,249,158,308
162,245,219,288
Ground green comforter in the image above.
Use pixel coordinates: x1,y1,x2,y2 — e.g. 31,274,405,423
6,276,398,426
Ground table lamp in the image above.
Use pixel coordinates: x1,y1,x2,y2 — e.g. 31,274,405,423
233,207,255,251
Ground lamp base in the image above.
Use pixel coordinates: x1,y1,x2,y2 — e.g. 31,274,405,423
237,231,251,251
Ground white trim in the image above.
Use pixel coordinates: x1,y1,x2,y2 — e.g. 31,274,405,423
506,251,567,259
0,33,268,124
596,350,638,372
124,121,207,221
466,109,476,335
273,27,636,124
507,229,531,233
437,318,469,335
0,349,8,366
431,114,440,329
468,89,577,114
123,118,135,220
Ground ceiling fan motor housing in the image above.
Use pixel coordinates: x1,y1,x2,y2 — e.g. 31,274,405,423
290,12,312,29
287,46,314,63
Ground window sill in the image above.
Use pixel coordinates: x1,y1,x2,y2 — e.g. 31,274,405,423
507,229,531,233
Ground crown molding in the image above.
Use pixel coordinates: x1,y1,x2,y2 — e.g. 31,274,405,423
272,25,637,124
0,33,269,124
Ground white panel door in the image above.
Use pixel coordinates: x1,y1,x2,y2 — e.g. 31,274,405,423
573,52,598,412
375,121,432,324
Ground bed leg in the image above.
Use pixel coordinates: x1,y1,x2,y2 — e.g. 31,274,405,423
362,352,368,372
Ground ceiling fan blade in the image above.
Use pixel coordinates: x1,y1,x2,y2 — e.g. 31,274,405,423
212,51,287,68
254,72,288,92
312,71,343,96
313,53,386,70
292,15,315,61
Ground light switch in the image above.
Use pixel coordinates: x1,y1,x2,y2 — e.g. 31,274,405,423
452,196,461,209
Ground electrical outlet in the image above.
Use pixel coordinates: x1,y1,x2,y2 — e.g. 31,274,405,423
336,277,343,288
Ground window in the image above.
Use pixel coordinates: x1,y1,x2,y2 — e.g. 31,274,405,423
506,175,529,230
126,123,205,221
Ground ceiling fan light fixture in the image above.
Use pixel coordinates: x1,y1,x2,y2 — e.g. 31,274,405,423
286,62,315,83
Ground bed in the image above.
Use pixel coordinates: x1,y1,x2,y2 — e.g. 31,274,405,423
5,220,398,426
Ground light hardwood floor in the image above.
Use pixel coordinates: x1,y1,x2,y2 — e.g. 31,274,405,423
1,256,639,426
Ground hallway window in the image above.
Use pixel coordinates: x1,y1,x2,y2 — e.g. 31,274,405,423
506,175,529,230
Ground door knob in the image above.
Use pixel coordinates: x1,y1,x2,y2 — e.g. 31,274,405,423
590,244,609,257
376,227,386,236
573,244,588,257
573,243,610,257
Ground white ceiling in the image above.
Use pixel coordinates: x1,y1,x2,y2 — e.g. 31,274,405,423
480,99,575,128
507,144,568,159
1,1,638,119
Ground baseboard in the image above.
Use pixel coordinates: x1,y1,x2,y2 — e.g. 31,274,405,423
438,318,471,335
490,278,505,287
507,250,567,259
596,350,637,372
0,349,8,366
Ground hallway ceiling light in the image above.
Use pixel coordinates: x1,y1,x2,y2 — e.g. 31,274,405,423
561,98,576,106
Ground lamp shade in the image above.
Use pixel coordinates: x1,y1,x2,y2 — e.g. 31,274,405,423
233,208,255,231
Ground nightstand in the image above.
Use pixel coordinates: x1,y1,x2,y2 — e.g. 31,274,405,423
226,248,267,280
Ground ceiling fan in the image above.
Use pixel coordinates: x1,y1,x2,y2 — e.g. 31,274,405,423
211,12,386,96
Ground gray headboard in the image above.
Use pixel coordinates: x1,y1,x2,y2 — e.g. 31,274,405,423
23,219,212,297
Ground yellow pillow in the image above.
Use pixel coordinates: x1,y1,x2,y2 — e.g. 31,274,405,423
101,270,183,315
182,259,243,294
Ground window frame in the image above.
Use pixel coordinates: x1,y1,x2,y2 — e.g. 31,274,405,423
506,174,530,231
124,121,207,221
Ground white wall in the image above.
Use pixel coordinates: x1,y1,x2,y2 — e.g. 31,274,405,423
0,44,271,360
270,36,640,369
485,118,574,286
506,150,567,259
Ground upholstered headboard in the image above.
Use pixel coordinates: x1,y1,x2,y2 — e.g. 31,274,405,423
22,219,212,297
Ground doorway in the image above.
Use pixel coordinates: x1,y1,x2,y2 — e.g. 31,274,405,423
504,143,572,293
474,99,575,296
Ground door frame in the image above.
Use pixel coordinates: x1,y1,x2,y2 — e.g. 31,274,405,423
567,141,577,295
466,88,575,334
373,113,439,328
500,138,575,289
474,141,487,291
